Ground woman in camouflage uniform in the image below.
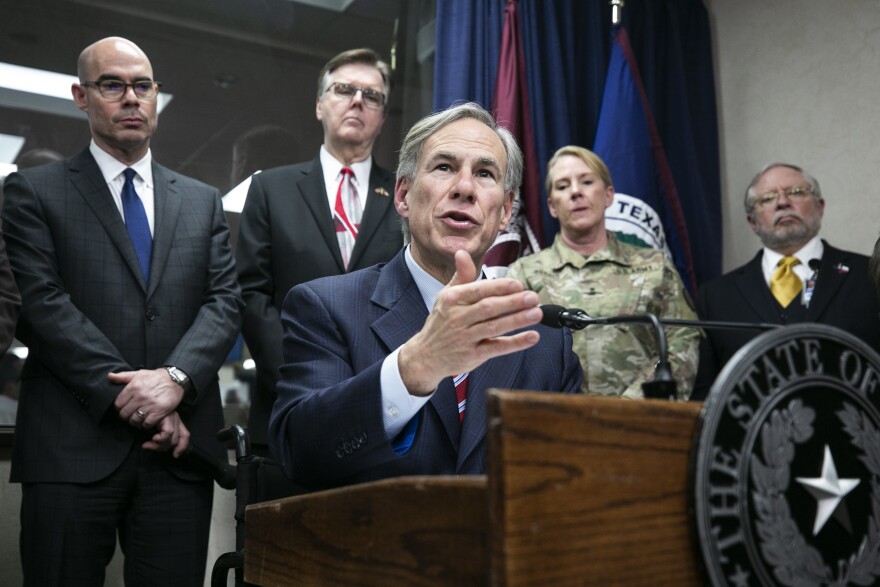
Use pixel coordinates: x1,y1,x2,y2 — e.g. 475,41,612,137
507,146,699,399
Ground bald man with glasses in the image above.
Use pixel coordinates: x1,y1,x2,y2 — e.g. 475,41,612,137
236,48,403,455
2,37,242,585
692,162,880,400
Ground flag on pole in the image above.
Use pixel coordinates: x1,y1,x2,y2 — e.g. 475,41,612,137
485,0,542,276
593,25,697,295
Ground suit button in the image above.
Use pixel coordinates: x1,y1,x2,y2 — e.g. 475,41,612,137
146,309,157,321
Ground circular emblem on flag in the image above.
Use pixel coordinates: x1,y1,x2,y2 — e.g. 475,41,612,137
692,323,880,586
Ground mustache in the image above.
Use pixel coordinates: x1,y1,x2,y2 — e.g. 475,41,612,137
773,211,802,225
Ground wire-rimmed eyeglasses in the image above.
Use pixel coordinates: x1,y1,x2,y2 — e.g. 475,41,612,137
753,186,812,209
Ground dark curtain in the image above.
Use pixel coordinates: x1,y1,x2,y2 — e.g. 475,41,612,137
433,0,721,287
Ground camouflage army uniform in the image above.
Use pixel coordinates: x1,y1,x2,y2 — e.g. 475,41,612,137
507,232,699,400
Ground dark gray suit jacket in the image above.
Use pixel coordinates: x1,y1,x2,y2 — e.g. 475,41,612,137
236,156,403,445
693,242,880,400
2,148,242,483
269,251,583,490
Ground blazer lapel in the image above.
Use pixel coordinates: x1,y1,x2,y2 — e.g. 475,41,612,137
456,348,524,471
148,163,180,296
370,253,428,353
369,253,463,450
69,150,148,291
806,243,848,320
297,158,345,272
349,163,394,269
733,252,780,323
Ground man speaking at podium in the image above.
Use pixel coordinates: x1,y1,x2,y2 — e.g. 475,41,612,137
693,162,880,400
270,103,581,490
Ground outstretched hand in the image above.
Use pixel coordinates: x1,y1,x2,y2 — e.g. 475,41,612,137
398,250,542,395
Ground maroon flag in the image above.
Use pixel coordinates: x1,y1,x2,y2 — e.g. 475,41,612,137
486,0,543,273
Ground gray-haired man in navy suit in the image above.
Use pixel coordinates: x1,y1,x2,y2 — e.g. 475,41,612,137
270,103,582,490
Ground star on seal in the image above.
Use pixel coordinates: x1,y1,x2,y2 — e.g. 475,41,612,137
795,444,860,536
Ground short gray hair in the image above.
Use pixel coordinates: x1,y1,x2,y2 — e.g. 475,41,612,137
744,162,823,218
396,102,523,194
395,102,522,244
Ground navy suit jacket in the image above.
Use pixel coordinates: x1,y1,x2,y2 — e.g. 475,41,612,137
236,156,402,445
269,250,582,490
693,242,880,400
2,149,242,483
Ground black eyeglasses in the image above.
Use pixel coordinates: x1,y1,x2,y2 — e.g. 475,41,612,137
81,79,162,101
325,82,386,109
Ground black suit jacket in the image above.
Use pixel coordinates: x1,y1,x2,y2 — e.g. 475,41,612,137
269,251,583,490
236,156,403,445
0,228,20,354
693,242,880,400
2,149,242,483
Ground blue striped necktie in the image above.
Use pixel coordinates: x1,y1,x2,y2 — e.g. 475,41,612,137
121,168,152,282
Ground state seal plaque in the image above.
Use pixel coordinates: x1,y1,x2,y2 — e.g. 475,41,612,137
692,323,880,586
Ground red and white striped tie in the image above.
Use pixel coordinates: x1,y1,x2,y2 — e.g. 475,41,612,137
454,372,469,422
333,167,361,268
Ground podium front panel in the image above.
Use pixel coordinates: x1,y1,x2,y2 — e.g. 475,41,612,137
488,391,703,586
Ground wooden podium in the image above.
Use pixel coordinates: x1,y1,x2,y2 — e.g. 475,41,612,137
244,391,704,586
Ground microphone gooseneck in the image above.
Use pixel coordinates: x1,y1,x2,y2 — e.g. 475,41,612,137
538,304,675,400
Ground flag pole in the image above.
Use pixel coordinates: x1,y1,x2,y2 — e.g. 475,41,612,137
611,0,624,25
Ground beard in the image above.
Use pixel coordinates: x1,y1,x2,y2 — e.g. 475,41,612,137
753,213,821,251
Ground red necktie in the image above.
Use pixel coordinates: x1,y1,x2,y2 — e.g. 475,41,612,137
333,167,360,268
454,372,469,422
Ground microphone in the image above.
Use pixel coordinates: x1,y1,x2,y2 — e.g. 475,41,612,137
540,304,676,400
540,304,591,329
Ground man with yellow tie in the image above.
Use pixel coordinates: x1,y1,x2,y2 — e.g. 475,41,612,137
692,162,880,400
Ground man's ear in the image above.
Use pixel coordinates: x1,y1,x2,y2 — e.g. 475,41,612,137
498,190,515,229
71,83,88,113
394,177,410,217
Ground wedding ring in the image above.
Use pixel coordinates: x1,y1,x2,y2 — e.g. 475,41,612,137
135,409,146,420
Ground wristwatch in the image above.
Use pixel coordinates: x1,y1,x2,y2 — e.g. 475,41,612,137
165,365,196,404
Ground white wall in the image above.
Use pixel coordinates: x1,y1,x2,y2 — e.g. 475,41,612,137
705,0,880,271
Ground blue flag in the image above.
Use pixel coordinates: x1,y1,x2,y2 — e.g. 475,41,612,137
593,25,697,295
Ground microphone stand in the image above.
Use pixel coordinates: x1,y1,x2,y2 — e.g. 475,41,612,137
541,305,781,401
561,311,676,400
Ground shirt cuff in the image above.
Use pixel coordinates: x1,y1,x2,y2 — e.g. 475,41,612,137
380,346,433,440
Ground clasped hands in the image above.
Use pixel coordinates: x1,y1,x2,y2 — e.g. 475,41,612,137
109,368,189,457
399,250,543,396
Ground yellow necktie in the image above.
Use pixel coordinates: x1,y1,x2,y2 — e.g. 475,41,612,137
770,256,802,307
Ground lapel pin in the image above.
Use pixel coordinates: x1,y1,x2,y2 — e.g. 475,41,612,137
834,263,849,274
374,187,389,197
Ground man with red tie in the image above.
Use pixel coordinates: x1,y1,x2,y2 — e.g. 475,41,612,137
236,48,404,455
